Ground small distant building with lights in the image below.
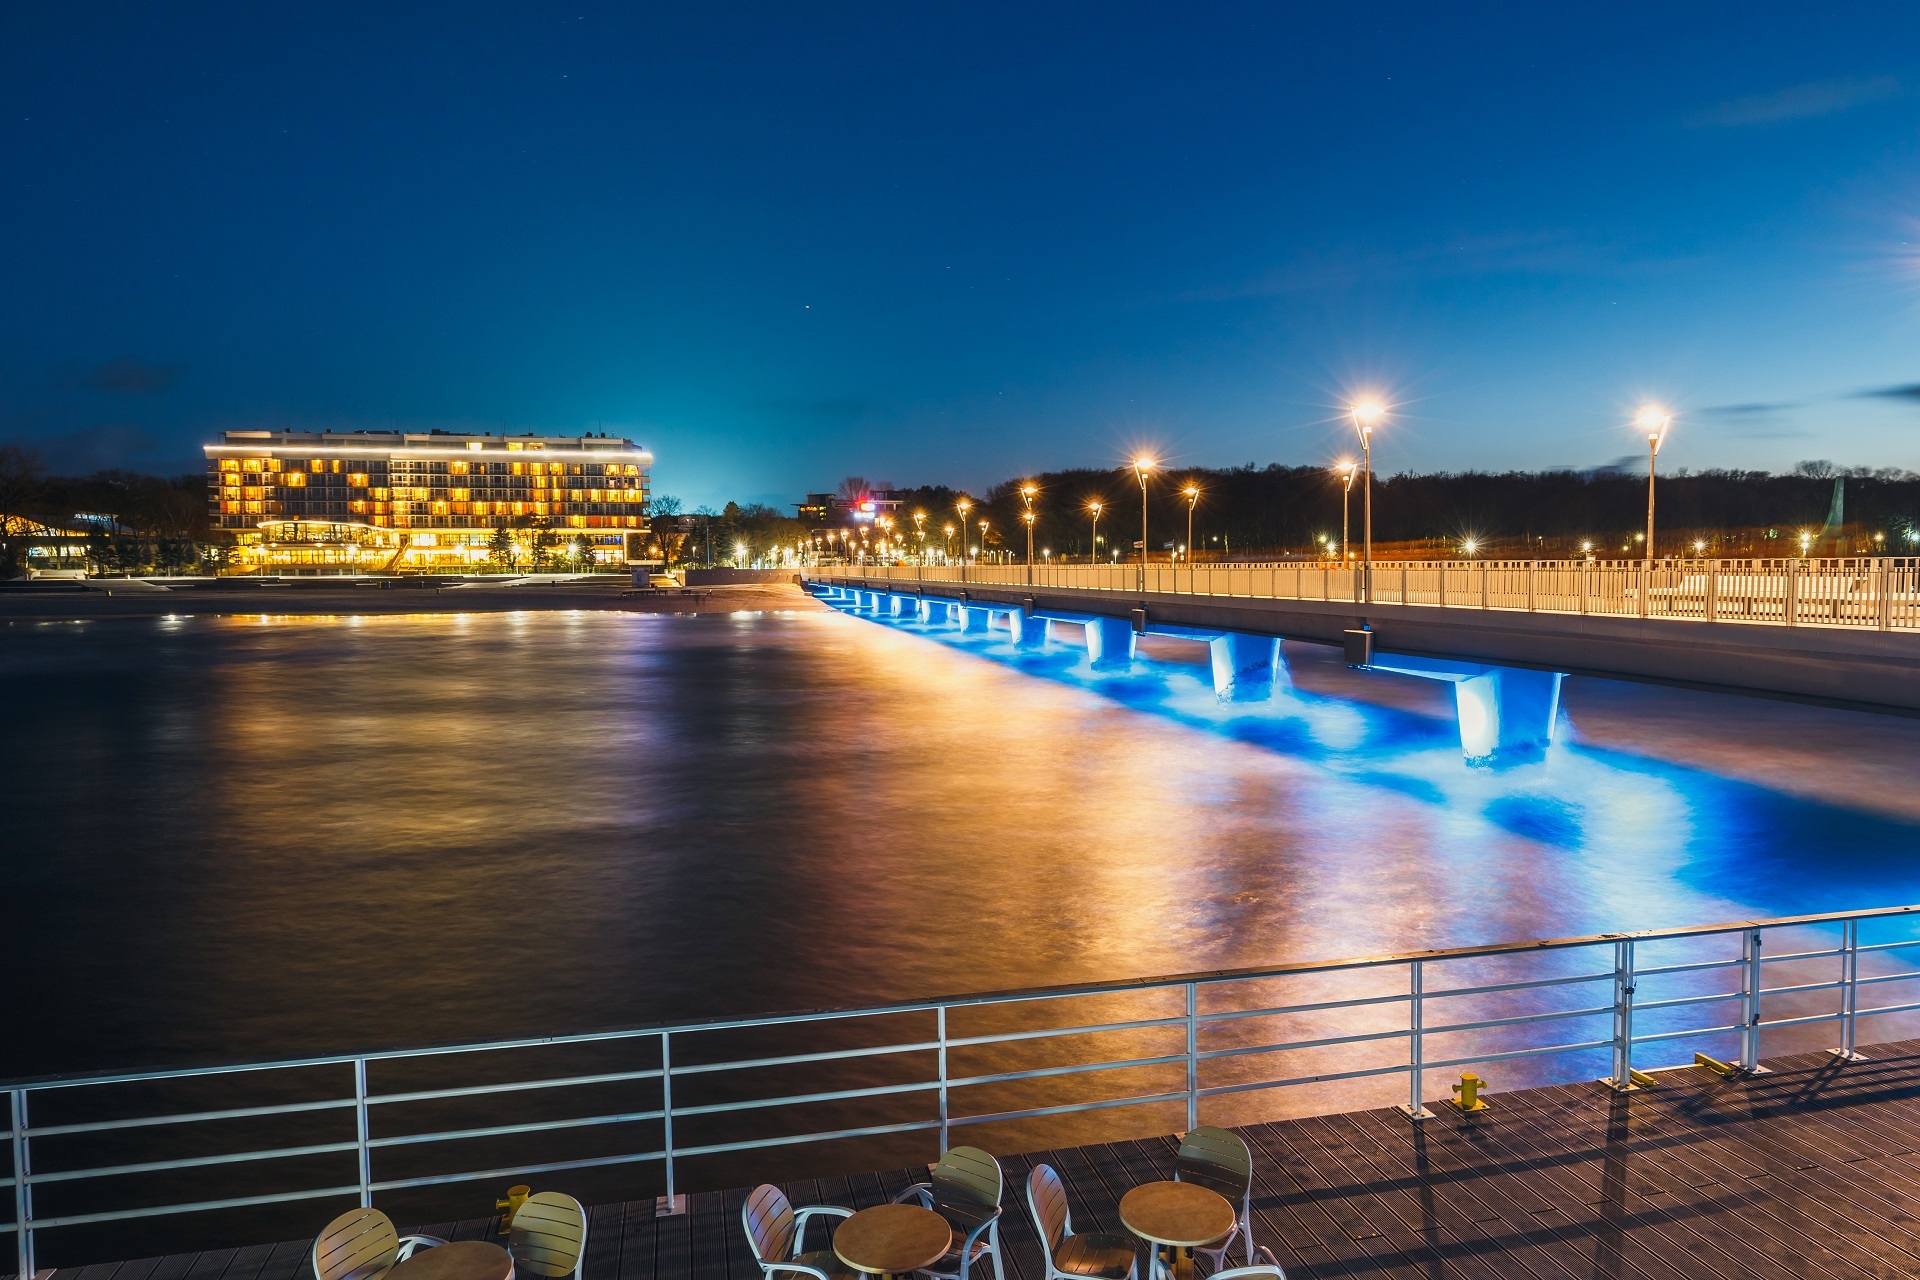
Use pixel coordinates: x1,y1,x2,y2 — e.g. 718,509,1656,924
205,429,653,574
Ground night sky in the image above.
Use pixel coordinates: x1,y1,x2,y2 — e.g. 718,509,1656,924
3,4,1918,508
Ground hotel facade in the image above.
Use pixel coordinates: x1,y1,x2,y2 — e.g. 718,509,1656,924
206,429,654,574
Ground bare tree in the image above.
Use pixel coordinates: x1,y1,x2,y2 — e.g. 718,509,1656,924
0,445,46,575
837,475,870,501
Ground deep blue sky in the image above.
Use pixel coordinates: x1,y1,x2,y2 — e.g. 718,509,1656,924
3,4,1918,508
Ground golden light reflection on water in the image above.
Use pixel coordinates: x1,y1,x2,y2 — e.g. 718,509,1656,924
10,604,1920,1153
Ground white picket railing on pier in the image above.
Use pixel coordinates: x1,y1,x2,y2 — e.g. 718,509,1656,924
807,557,1920,631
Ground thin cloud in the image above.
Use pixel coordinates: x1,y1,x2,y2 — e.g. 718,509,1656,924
1182,230,1698,303
1698,401,1799,416
1689,75,1901,128
71,357,185,395
1855,383,1920,400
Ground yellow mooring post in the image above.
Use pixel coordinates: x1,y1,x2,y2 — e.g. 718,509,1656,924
1628,1068,1657,1088
496,1184,531,1233
1451,1073,1490,1112
1694,1051,1738,1078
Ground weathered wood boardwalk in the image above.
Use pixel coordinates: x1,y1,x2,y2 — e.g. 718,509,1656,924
30,1038,1920,1280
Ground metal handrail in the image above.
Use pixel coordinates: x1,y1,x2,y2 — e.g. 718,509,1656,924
9,901,1920,1277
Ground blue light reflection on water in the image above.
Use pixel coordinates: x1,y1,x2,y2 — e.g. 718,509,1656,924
839,599,1920,929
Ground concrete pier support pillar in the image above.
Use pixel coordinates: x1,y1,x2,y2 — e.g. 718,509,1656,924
1452,668,1563,767
1208,632,1287,701
915,598,933,622
962,606,992,634
887,594,908,617
1011,612,1049,647
1085,617,1137,670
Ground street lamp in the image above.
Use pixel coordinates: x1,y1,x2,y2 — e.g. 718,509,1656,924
1087,500,1103,568
1349,403,1383,602
955,497,973,578
1335,462,1356,563
1019,483,1038,582
1181,483,1199,592
1132,457,1155,590
978,518,990,564
1636,406,1670,565
942,522,955,562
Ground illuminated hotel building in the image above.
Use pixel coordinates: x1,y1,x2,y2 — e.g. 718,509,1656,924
206,430,653,573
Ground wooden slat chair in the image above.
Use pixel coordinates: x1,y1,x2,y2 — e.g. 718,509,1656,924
742,1183,857,1280
1023,1164,1136,1280
1174,1127,1278,1273
889,1145,1006,1280
508,1191,589,1280
312,1207,444,1280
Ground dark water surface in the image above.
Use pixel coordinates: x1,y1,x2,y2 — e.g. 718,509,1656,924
9,605,1920,1082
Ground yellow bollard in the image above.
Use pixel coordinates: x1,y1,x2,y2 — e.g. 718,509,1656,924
1628,1068,1658,1089
496,1184,531,1234
1451,1073,1490,1112
1694,1051,1737,1078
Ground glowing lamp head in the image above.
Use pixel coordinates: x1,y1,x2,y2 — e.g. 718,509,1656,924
1182,485,1198,499
956,498,971,514
1351,401,1384,424
1462,538,1479,555
1087,500,1102,514
1133,456,1155,474
1021,511,1035,525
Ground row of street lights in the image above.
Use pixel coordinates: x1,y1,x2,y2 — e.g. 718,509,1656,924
926,399,1676,592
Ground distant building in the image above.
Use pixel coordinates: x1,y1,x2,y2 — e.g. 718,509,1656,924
797,489,907,526
205,429,654,573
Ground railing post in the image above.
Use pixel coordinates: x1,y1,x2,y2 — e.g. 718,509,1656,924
1740,929,1770,1074
352,1058,372,1208
1184,983,1199,1132
1879,558,1892,632
1607,940,1638,1091
1637,562,1649,618
937,1005,951,1152
1526,562,1536,612
1579,560,1588,615
1400,961,1432,1119
661,1031,679,1212
1399,564,1407,604
10,1089,30,1280
1478,561,1488,609
1834,919,1868,1062
1786,559,1798,626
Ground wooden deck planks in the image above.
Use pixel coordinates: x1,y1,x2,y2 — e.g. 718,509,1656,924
25,1037,1920,1280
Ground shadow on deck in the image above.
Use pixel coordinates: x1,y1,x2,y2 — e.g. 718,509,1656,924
25,1040,1920,1280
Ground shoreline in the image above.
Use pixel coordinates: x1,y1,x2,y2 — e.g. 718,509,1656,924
0,579,824,622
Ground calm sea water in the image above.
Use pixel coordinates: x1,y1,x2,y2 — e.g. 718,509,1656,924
7,603,1920,1082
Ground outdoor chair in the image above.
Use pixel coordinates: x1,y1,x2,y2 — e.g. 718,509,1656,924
889,1145,1006,1280
1174,1126,1278,1272
1024,1163,1137,1280
1205,1269,1285,1280
508,1191,589,1280
742,1183,858,1280
312,1207,444,1280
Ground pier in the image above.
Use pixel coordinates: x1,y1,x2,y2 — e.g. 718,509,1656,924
22,1038,1920,1280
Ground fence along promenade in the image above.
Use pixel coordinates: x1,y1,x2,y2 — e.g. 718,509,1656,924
9,904,1920,1275
811,557,1920,630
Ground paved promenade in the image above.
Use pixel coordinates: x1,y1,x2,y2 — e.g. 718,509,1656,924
26,1039,1920,1280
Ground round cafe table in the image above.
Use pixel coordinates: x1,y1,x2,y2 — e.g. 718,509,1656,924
832,1202,953,1279
1119,1181,1235,1280
385,1241,514,1280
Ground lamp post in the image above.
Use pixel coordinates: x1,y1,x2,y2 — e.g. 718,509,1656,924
1133,457,1155,591
942,522,955,564
978,518,990,564
1636,407,1669,565
913,510,926,565
1349,404,1383,603
1087,501,1103,569
955,498,972,579
1336,462,1356,562
1181,483,1199,592
1020,483,1038,583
